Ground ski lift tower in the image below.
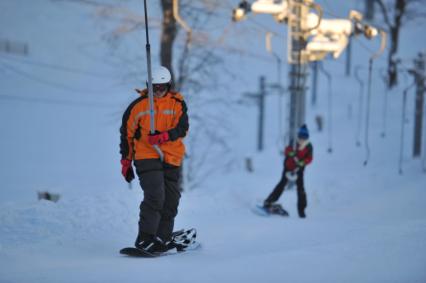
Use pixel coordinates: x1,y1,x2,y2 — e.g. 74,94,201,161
287,0,311,144
233,0,321,145
232,0,384,146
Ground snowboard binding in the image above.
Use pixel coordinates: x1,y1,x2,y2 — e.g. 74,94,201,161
265,203,289,216
120,228,200,257
169,228,198,251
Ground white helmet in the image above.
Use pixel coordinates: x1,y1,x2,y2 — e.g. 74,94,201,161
151,66,172,84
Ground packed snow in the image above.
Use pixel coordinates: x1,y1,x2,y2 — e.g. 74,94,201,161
0,1,425,282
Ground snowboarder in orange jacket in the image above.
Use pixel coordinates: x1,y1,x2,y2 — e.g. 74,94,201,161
120,66,189,252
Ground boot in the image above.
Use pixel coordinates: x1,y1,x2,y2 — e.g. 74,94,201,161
263,200,272,208
297,192,307,218
298,208,306,218
135,233,166,253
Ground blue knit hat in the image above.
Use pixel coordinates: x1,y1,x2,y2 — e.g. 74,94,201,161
298,124,309,139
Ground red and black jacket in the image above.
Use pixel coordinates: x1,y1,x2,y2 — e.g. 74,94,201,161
284,141,313,171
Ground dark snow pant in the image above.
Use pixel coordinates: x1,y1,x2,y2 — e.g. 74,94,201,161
265,168,307,217
134,159,181,242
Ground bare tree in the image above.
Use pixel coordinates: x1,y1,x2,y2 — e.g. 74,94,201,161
375,0,425,88
160,0,178,83
156,0,237,191
52,0,237,190
161,0,236,190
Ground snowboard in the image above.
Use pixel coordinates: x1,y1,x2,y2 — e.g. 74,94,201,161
252,203,289,217
120,228,200,258
120,241,201,258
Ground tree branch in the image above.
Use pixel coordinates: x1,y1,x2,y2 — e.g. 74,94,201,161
375,0,392,27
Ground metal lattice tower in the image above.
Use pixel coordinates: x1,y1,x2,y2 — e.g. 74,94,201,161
287,0,310,145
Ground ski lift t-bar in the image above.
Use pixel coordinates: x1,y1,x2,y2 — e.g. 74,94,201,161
143,0,164,161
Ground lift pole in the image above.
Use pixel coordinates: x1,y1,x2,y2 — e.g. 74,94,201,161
287,0,310,145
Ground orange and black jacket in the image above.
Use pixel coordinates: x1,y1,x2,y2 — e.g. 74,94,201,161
120,89,189,166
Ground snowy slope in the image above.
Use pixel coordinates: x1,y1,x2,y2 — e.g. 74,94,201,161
1,1,426,283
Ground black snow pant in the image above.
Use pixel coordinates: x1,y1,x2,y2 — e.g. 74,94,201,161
134,159,181,242
265,167,307,217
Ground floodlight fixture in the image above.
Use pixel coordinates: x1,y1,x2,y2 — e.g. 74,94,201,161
232,0,251,22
